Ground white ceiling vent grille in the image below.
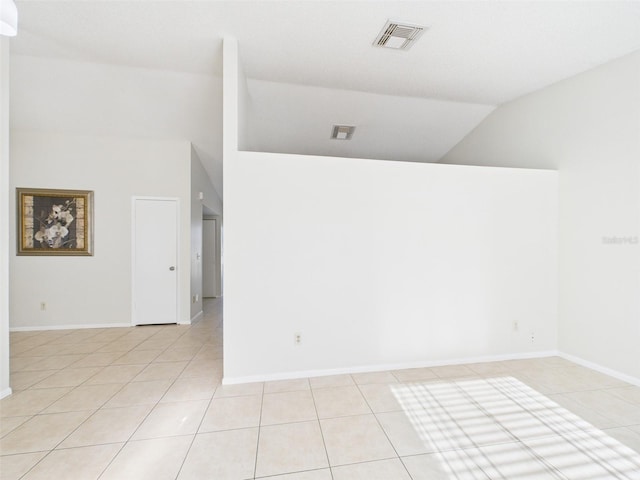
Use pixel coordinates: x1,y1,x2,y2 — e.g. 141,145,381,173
331,125,355,140
373,20,425,50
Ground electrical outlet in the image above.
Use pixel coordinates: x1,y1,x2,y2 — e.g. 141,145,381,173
294,333,302,346
513,321,519,332
195,294,199,302
530,331,535,343
40,302,46,311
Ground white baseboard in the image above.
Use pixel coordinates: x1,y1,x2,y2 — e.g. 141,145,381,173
10,323,131,332
222,350,559,385
557,352,640,387
189,311,203,324
0,387,12,399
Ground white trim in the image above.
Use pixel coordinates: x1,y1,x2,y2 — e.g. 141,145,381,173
10,323,131,332
557,352,640,387
131,196,180,327
222,350,559,385
190,311,203,324
1,38,11,419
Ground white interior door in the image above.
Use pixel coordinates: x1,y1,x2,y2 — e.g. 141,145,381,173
203,218,216,298
133,198,178,325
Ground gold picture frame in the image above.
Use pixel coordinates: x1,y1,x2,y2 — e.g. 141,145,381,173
17,188,94,256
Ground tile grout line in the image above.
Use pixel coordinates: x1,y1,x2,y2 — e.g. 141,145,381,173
252,381,266,479
90,327,195,479
353,379,416,480
173,375,223,480
309,376,335,480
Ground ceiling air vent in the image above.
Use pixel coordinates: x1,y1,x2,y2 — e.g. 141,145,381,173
373,20,425,50
331,125,355,140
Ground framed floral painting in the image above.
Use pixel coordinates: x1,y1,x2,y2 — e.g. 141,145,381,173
17,188,94,256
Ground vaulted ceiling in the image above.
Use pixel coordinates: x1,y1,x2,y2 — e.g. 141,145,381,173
10,1,640,194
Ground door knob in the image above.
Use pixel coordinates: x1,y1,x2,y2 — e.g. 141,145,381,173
169,266,175,271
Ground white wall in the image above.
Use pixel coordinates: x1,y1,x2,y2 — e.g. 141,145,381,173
1,38,12,398
11,55,224,196
190,146,222,320
224,151,558,382
223,37,242,159
10,132,193,328
441,51,640,381
238,45,250,152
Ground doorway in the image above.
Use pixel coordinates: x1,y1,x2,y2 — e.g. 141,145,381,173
203,218,217,298
132,197,179,325
202,210,222,299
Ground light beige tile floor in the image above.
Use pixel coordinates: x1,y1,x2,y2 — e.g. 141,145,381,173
1,297,640,479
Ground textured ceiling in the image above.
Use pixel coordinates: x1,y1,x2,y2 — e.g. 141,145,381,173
9,1,640,193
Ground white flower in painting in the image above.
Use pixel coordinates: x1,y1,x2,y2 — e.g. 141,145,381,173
35,224,69,248
50,204,74,226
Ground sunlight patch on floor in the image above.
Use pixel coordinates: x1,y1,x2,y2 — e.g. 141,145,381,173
392,376,640,479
